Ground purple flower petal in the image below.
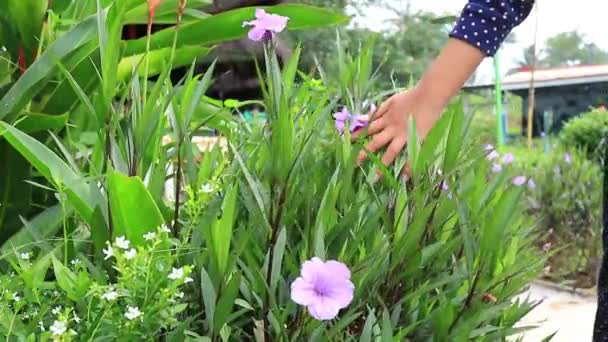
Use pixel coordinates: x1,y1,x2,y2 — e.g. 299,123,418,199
290,257,354,321
325,261,351,280
307,297,343,321
527,178,536,189
564,153,572,164
242,9,289,42
491,163,502,173
333,108,351,121
350,115,369,132
255,9,289,32
247,27,268,42
484,144,495,151
487,150,499,161
441,181,449,191
501,153,514,164
513,176,526,186
290,277,316,306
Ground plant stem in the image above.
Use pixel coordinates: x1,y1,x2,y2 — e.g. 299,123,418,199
172,141,183,236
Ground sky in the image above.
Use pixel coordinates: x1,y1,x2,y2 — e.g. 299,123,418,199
350,0,608,83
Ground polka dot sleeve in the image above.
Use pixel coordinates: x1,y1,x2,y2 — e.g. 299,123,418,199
449,0,534,56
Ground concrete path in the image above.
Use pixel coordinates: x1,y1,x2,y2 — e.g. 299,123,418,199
517,282,597,341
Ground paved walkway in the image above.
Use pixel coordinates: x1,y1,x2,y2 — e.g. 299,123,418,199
517,282,597,341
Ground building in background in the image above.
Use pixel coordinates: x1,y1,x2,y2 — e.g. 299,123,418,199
464,64,608,136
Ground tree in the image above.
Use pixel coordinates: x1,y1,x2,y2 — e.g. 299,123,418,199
542,31,608,67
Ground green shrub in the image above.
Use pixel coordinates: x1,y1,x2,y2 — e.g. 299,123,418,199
560,111,608,159
0,3,545,341
513,147,601,288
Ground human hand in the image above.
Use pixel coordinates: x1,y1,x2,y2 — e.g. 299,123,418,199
355,86,444,168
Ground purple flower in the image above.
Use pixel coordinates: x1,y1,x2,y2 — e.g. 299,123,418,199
242,9,289,42
501,153,515,164
542,242,552,253
441,181,449,191
290,257,354,321
527,178,536,189
333,107,369,134
491,163,502,173
484,144,495,151
513,176,527,186
564,153,572,164
487,150,499,161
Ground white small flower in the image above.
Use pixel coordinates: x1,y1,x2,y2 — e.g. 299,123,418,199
124,248,137,260
201,183,214,193
168,267,184,280
161,224,172,233
175,291,184,299
73,313,80,324
184,277,194,283
102,288,118,301
103,243,114,260
52,306,62,315
70,259,81,266
125,306,142,320
115,236,130,250
50,320,67,336
38,321,45,332
12,292,21,302
143,232,157,241
20,252,31,260
52,290,60,297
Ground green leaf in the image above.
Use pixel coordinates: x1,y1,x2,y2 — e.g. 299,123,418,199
0,14,98,120
14,112,69,133
107,167,164,245
117,46,212,81
214,273,241,333
210,184,238,278
0,205,64,253
0,123,106,226
0,142,32,242
269,228,286,292
7,0,47,60
52,256,79,301
200,266,217,334
124,4,350,55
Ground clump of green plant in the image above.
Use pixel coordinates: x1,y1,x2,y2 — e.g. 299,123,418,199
0,2,546,341
0,227,193,340
560,111,608,159
513,147,601,288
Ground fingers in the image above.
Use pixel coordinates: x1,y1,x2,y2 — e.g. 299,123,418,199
357,131,392,164
372,98,392,120
381,137,406,167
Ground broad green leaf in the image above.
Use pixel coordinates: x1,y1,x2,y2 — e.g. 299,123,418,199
107,167,164,245
211,184,238,278
124,0,210,24
0,14,99,120
117,46,211,81
124,4,350,55
213,273,241,333
200,266,217,334
0,123,106,226
0,142,32,242
7,0,47,60
14,112,69,133
0,204,64,253
269,228,286,292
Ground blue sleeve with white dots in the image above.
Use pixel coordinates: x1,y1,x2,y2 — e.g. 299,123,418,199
449,0,534,56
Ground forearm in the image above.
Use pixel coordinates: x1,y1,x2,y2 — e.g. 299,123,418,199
416,38,485,110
